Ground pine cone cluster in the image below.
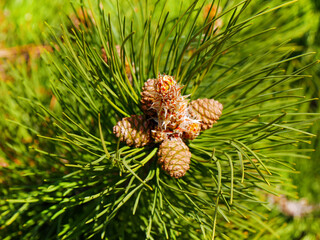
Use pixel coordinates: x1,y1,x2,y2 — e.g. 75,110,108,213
113,74,223,178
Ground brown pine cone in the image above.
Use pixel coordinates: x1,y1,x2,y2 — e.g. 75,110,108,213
141,78,158,117
157,138,191,178
113,115,153,147
188,98,223,130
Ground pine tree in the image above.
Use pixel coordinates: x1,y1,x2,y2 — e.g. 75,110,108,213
0,0,319,239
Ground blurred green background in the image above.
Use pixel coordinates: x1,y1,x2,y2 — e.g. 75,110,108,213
0,0,319,239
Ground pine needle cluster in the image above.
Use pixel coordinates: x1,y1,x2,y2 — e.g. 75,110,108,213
0,0,318,239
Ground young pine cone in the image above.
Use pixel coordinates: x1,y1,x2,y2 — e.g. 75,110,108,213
158,138,191,178
113,115,153,147
180,121,201,140
188,98,223,130
141,78,158,117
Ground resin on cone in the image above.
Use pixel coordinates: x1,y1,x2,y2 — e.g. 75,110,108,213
157,138,191,178
178,120,201,140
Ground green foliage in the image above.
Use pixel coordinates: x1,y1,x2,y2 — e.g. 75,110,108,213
0,0,319,239
288,0,320,204
261,207,320,240
0,0,71,46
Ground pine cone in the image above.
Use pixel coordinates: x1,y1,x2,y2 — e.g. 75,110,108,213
158,138,191,178
141,78,158,116
151,126,169,143
180,121,201,140
113,115,153,147
157,97,188,131
188,98,223,130
156,74,178,97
